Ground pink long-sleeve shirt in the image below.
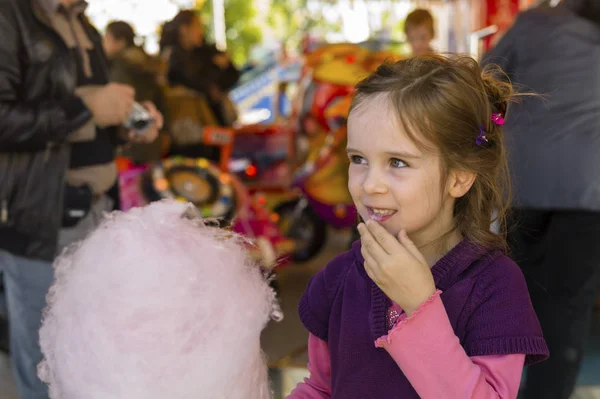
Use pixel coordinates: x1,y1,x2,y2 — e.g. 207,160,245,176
289,291,525,399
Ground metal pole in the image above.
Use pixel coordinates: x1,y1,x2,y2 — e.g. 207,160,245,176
469,25,498,59
212,0,227,51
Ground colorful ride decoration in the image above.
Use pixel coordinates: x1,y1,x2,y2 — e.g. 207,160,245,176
292,44,403,150
273,96,356,262
115,126,294,270
363,50,404,72
142,157,236,221
301,95,354,209
116,157,151,212
228,123,295,191
115,42,404,264
293,44,366,139
271,44,403,261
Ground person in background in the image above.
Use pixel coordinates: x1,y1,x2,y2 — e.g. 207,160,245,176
404,8,435,56
159,10,239,161
0,1,162,398
160,9,239,126
0,275,7,354
482,1,600,398
104,20,167,164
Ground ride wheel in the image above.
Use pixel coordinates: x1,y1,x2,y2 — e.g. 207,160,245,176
142,157,238,224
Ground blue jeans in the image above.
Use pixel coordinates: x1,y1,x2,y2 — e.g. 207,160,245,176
0,250,53,399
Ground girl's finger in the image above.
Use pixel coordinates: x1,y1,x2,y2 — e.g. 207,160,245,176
359,224,389,265
365,220,403,255
362,247,384,284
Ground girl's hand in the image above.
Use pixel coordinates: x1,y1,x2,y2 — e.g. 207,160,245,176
358,221,436,316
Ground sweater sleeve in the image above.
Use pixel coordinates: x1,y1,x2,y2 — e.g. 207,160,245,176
287,334,332,398
298,271,331,341
464,256,549,365
375,292,525,398
294,308,525,399
298,251,352,342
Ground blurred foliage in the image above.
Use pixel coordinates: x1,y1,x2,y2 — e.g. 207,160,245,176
267,0,342,50
189,0,411,66
196,0,262,66
267,0,307,43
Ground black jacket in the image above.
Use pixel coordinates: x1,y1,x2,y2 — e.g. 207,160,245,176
168,43,240,95
0,0,95,261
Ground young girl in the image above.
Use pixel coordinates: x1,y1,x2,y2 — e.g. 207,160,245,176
290,55,549,398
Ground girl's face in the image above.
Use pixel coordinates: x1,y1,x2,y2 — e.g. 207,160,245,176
103,31,125,60
406,25,433,56
347,96,460,247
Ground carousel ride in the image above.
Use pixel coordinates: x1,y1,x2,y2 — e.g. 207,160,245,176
116,42,403,265
116,124,295,271
269,43,403,261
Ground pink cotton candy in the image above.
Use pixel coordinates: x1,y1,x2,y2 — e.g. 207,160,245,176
38,199,281,399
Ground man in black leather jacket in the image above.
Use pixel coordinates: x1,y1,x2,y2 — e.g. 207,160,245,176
0,0,161,397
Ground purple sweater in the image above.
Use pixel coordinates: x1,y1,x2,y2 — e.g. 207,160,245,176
298,239,549,398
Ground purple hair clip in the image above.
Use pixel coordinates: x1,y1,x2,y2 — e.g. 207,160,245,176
491,113,505,125
476,113,504,146
476,126,489,146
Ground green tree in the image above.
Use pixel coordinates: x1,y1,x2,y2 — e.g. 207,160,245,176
267,0,342,50
267,0,307,43
197,0,262,66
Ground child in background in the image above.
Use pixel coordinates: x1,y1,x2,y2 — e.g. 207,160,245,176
289,55,548,399
405,9,435,56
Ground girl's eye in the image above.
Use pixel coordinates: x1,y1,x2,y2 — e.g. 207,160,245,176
350,155,366,165
390,158,407,168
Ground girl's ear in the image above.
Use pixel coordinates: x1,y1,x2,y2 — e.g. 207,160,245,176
447,169,477,199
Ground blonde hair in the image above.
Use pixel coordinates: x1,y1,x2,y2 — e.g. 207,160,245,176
351,54,515,251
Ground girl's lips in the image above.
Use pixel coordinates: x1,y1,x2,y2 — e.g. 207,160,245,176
366,207,397,223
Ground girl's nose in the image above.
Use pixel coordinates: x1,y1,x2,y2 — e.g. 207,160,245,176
363,169,388,195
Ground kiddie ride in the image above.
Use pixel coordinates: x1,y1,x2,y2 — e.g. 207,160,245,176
116,44,402,265
116,126,295,271
265,43,403,262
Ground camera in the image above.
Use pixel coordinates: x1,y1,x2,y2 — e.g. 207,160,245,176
124,102,154,133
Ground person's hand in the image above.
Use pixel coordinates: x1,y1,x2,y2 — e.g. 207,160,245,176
127,102,163,144
80,83,135,127
212,53,230,69
358,220,436,316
